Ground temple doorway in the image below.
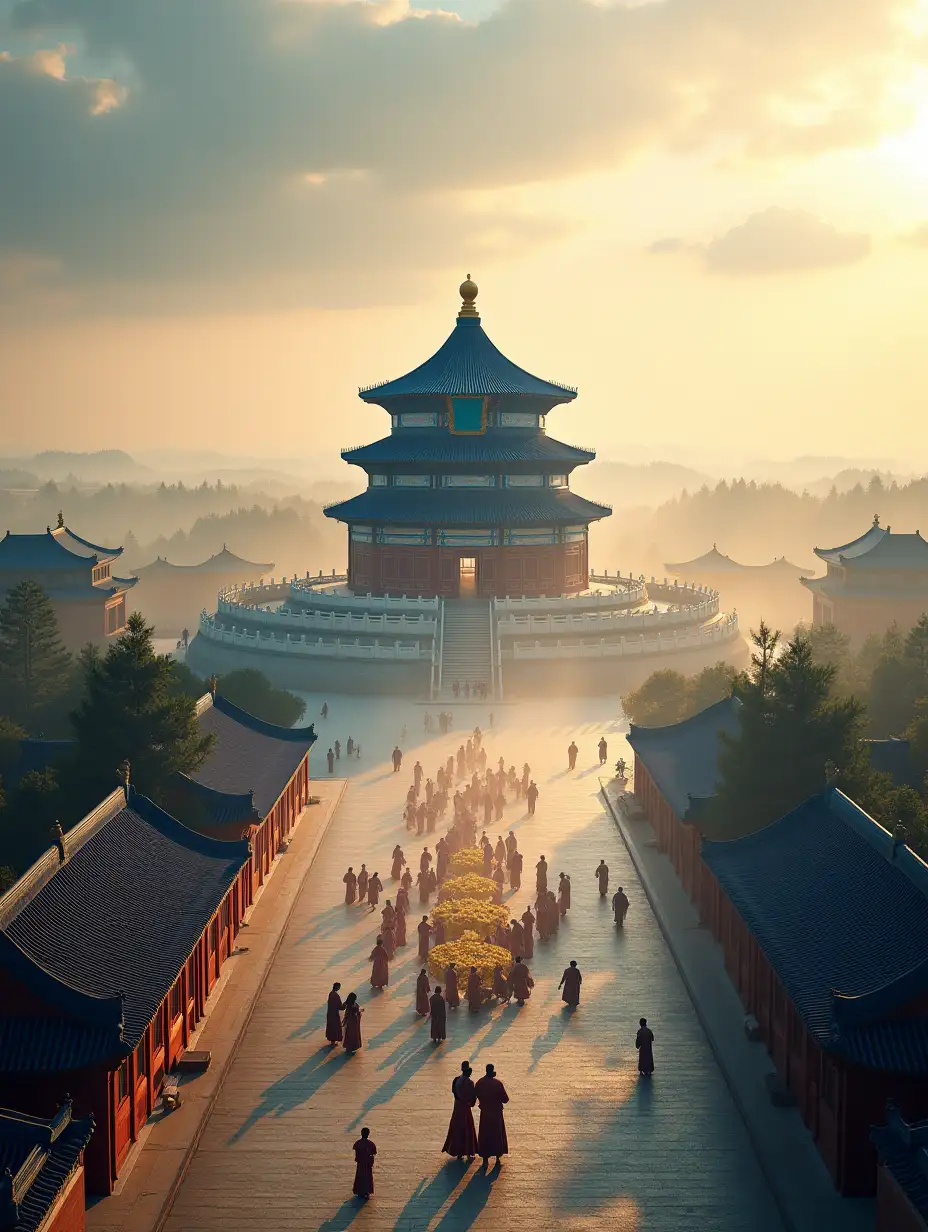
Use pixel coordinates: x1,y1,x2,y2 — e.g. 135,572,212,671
458,556,477,596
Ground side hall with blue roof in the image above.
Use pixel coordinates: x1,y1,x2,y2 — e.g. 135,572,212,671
0,784,252,1197
700,786,928,1195
0,1099,94,1232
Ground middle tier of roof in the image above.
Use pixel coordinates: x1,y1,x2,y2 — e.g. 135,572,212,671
324,486,610,526
341,430,593,468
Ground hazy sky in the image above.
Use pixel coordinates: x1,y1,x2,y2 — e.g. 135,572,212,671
2,0,928,463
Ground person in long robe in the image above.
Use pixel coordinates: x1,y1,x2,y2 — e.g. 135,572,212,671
526,781,539,816
557,873,571,917
559,960,582,1008
343,993,363,1052
381,901,396,929
416,969,431,1016
509,958,534,1005
612,886,630,926
416,804,426,836
505,831,517,864
369,939,389,989
548,891,560,933
444,962,460,1008
535,857,548,895
493,921,508,950
394,907,407,947
598,736,608,765
352,1127,376,1198
484,793,493,826
429,986,447,1042
466,966,483,1012
417,871,431,905
392,746,403,772
536,898,549,942
521,907,535,959
474,1064,509,1165
343,867,357,905
325,982,344,1044
367,872,383,911
401,867,413,895
327,748,335,774
397,884,410,915
492,864,505,903
414,760,423,791
494,836,506,865
494,791,505,823
427,868,438,897
567,741,578,770
509,850,523,891
636,1017,655,1076
482,842,494,876
442,1062,478,1159
381,921,396,959
509,919,525,956
436,837,448,882
492,964,510,1003
595,860,609,898
391,846,406,881
433,917,446,946
418,916,432,960
357,865,369,902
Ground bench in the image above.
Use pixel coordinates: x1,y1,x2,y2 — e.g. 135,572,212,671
162,1076,182,1111
176,1050,212,1074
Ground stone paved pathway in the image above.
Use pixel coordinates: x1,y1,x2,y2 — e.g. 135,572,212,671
164,696,784,1232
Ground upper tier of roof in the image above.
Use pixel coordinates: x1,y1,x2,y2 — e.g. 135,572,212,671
134,546,274,576
702,787,928,1070
664,545,808,574
0,525,125,571
0,1100,95,1232
324,487,611,527
359,284,576,403
627,697,740,820
341,431,594,468
0,788,250,1065
191,693,316,817
813,517,928,568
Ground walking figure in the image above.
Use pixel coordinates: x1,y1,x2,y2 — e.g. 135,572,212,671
598,736,608,765
352,1127,376,1199
559,960,582,1008
567,741,579,770
325,982,343,1045
595,860,609,897
321,701,328,720
636,1017,655,1076
442,1062,478,1160
474,1063,509,1166
392,746,403,773
612,886,629,926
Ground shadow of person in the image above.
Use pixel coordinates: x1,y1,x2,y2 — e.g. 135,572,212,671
393,1160,468,1229
227,1046,351,1143
529,1006,573,1072
296,904,354,946
318,1198,365,1231
636,1073,655,1111
433,1161,498,1230
287,1002,328,1040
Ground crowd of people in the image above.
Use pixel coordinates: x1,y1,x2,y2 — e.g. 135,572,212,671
326,719,655,1202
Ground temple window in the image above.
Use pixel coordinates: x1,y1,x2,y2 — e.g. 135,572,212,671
117,1059,129,1102
505,527,557,545
441,475,495,488
448,396,487,435
548,474,568,487
398,412,438,428
394,475,432,487
378,526,431,545
369,474,387,487
437,528,498,546
350,526,374,543
503,475,544,488
499,412,537,428
562,525,587,542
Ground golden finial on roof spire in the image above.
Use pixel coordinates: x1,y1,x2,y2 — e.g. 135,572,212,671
458,274,479,318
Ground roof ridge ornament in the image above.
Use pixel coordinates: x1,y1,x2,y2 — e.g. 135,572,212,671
458,274,479,319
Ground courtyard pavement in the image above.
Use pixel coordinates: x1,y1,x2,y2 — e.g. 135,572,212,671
162,695,784,1232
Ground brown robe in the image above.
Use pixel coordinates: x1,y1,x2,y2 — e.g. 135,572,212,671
369,945,389,989
343,1002,362,1052
325,990,343,1042
466,970,483,1012
394,910,407,946
352,1136,376,1197
416,972,430,1016
442,1075,478,1157
510,963,533,1002
559,965,582,1006
474,1075,509,1159
417,919,432,960
521,910,535,959
429,990,447,1041
445,966,460,1008
343,872,357,904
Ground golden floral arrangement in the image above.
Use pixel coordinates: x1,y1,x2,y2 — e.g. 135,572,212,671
431,897,508,940
427,931,512,983
448,847,484,876
437,873,497,904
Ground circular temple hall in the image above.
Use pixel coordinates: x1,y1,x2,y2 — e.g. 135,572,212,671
325,278,611,598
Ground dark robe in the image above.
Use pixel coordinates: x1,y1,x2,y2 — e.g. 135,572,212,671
510,963,533,1003
492,965,510,1001
357,869,369,900
394,910,407,946
466,970,483,1012
559,966,582,1006
509,852,522,891
325,990,343,1043
352,1137,376,1197
343,872,357,904
636,1026,655,1075
391,852,405,880
442,1075,478,1158
596,863,609,896
474,1075,509,1159
416,972,430,1016
370,945,389,989
418,919,432,959
613,890,629,924
558,878,571,915
397,885,410,914
520,910,535,959
343,1003,362,1052
367,876,382,907
381,924,396,959
429,990,447,1041
445,966,460,1008
536,861,547,894
509,921,525,956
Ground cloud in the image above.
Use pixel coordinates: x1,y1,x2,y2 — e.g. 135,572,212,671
901,221,928,247
647,237,687,255
703,208,871,273
0,0,921,310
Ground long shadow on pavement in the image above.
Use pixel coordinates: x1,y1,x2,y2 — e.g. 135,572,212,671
529,1005,576,1072
227,1045,351,1143
319,1198,365,1231
432,1161,501,1231
393,1160,468,1231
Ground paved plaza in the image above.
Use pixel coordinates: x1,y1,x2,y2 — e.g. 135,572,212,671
163,696,784,1232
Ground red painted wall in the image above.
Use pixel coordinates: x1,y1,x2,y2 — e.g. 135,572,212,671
348,539,589,597
45,1162,87,1232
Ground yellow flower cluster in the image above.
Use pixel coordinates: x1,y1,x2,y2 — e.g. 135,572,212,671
428,931,513,983
437,873,497,904
431,897,508,940
448,847,484,876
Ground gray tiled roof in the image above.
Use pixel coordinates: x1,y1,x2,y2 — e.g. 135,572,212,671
342,431,593,467
0,1101,94,1232
324,486,610,527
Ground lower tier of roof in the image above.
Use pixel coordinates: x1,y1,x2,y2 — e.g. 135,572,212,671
800,575,928,598
324,488,611,527
341,431,594,467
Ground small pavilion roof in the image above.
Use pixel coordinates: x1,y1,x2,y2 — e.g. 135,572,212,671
341,431,594,468
0,788,250,1067
134,546,274,576
664,545,808,574
360,302,576,402
191,693,316,818
171,774,263,829
702,787,928,1070
0,525,124,571
626,697,740,820
324,487,610,527
0,1100,94,1232
812,517,928,568
871,1107,928,1224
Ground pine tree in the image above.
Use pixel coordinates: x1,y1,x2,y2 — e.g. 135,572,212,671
0,582,72,727
71,612,213,803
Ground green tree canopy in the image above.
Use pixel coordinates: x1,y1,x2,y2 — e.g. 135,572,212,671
216,669,306,727
71,612,213,804
622,662,736,728
0,582,71,727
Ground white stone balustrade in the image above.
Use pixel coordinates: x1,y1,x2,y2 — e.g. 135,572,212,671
198,612,432,660
216,596,437,636
505,613,739,660
289,581,440,612
496,595,720,636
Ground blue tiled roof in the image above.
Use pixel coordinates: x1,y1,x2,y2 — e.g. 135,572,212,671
192,694,316,818
360,317,576,401
813,521,928,569
626,697,741,820
1,790,249,1056
0,1101,94,1232
324,487,610,527
702,788,928,1066
172,774,262,828
135,547,274,575
0,525,124,572
342,431,594,467
0,1015,122,1076
871,1109,928,1221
